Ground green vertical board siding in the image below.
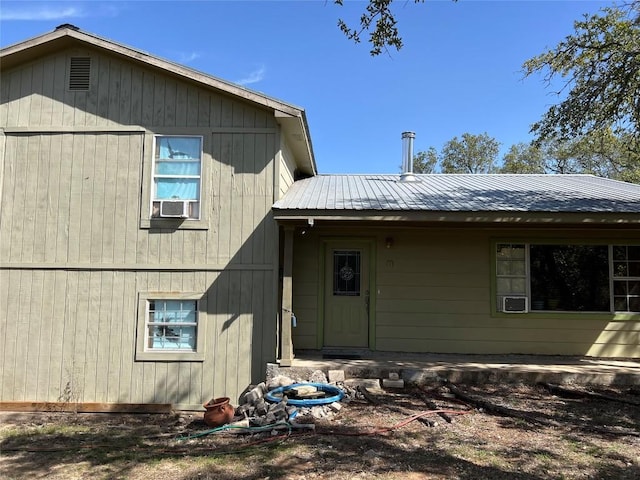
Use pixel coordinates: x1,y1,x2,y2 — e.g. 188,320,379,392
0,49,286,408
291,227,640,358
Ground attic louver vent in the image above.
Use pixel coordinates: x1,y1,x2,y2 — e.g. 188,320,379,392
69,57,91,91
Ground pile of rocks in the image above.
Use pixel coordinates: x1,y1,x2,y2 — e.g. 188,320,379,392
234,381,296,426
232,370,359,428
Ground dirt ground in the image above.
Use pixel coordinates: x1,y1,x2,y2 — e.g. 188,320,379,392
1,383,639,480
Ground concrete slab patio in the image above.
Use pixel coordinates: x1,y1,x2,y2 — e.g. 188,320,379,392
273,351,640,386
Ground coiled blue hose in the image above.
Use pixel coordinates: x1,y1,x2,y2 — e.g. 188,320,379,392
265,382,345,406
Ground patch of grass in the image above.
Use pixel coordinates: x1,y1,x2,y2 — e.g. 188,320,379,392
2,387,639,480
0,427,26,439
1,423,92,439
533,451,554,463
564,436,607,458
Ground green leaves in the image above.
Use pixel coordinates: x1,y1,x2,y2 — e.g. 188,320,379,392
407,133,501,174
337,1,640,183
335,0,428,56
523,3,640,152
408,131,639,183
501,143,546,174
440,133,501,173
412,147,438,173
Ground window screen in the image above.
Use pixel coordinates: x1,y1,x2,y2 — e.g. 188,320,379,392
147,300,198,351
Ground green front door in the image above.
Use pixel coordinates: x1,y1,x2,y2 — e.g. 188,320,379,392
323,243,370,348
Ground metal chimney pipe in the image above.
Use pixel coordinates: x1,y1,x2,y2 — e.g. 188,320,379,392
400,131,417,182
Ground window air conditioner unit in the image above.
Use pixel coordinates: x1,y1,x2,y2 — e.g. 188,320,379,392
503,296,528,313
159,200,189,218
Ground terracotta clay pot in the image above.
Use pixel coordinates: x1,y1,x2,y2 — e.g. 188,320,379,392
203,397,234,427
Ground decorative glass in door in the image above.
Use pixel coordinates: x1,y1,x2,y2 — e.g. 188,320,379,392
333,250,361,296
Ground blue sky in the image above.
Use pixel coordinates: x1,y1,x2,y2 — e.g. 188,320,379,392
0,0,615,173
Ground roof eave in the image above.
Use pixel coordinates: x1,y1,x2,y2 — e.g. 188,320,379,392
272,209,640,226
274,110,317,176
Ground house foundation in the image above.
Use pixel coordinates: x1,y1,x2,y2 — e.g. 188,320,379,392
267,352,640,386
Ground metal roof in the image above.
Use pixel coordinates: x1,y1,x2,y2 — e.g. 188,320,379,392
273,174,640,213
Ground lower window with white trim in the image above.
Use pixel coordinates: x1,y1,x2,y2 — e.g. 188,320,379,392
136,293,206,361
496,243,639,313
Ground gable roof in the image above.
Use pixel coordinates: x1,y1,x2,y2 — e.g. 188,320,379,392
273,174,640,224
0,24,316,175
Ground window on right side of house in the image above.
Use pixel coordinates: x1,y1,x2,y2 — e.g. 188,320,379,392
529,245,610,312
496,243,639,313
613,245,640,312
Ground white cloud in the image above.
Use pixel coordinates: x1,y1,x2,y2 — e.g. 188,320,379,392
176,51,201,64
0,6,85,21
236,66,266,86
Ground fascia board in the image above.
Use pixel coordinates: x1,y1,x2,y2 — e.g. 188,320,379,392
272,210,640,225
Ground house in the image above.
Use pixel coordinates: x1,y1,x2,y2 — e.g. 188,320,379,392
1,27,639,411
0,25,314,410
274,168,640,363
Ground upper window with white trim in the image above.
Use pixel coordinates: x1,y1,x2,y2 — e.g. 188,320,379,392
151,136,202,220
496,243,639,313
